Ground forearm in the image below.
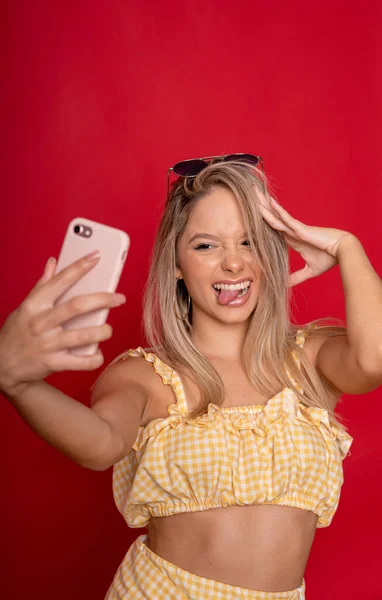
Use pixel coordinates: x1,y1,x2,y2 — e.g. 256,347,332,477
337,234,382,371
2,380,115,470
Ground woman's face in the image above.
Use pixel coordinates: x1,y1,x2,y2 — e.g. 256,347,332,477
176,185,262,326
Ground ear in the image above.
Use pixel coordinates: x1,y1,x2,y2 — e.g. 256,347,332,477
176,267,183,280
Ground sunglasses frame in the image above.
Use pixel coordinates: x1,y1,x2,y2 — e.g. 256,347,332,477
167,153,264,196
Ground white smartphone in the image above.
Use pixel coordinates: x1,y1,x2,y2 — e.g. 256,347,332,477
54,217,130,356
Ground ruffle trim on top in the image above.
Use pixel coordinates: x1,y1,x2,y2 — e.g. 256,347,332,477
126,347,177,387
126,346,189,414
132,385,353,460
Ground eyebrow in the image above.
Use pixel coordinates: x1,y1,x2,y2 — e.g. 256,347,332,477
188,232,248,244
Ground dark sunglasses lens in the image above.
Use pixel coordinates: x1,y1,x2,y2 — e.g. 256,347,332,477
173,159,208,177
223,154,259,166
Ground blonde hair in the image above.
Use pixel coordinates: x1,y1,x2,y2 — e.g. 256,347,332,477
142,160,349,433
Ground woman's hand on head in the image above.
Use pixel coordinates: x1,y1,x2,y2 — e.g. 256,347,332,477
0,255,126,398
256,188,353,288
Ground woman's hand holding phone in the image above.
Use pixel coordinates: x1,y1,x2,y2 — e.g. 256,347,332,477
0,251,126,399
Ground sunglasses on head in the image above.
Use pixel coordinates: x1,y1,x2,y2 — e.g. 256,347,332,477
167,153,263,196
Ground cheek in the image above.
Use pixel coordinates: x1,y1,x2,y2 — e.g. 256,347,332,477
181,257,217,297
181,251,220,276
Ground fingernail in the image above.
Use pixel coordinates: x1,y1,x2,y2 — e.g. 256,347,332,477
85,250,101,262
114,294,126,305
47,257,56,265
44,257,56,272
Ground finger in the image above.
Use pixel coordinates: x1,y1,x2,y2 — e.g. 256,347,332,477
263,200,302,235
46,348,105,372
29,251,101,305
39,323,113,352
288,265,314,288
270,199,301,227
259,203,296,237
254,187,273,208
29,291,124,335
32,257,58,292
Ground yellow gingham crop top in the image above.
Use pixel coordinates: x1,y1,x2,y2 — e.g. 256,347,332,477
110,329,353,529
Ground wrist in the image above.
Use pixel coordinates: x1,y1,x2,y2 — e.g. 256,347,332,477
0,377,35,400
336,233,360,260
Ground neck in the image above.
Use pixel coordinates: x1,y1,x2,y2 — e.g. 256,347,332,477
190,311,250,360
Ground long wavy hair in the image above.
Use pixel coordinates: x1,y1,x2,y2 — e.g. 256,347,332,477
141,160,349,433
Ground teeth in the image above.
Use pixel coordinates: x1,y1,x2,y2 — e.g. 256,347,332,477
212,280,251,291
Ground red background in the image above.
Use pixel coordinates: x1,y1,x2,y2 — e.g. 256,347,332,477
1,1,381,598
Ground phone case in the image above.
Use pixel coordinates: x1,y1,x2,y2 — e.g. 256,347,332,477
55,217,130,356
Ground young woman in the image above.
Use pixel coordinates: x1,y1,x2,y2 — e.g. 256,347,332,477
1,155,381,599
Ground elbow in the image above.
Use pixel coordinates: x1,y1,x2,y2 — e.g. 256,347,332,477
358,349,382,378
88,463,112,472
76,429,126,472
76,458,114,471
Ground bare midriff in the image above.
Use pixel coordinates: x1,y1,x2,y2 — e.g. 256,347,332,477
146,504,317,592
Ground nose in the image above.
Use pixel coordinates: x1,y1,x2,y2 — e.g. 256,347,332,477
221,247,245,274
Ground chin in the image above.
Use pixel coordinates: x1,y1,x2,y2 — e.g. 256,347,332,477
215,306,256,324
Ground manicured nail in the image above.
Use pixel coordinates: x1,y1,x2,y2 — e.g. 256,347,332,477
114,294,126,305
46,257,56,267
44,257,55,273
85,250,101,262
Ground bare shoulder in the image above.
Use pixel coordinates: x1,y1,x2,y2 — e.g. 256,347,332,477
303,334,326,365
91,351,159,405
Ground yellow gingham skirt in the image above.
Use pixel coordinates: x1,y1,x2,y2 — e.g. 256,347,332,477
105,534,306,599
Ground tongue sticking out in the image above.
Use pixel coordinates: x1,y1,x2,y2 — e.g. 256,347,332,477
217,288,241,305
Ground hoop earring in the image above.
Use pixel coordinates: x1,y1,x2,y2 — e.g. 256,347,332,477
174,291,191,321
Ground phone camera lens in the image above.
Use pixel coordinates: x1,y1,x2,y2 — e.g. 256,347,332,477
74,225,80,233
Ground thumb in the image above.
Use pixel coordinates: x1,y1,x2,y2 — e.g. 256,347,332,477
288,265,313,288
